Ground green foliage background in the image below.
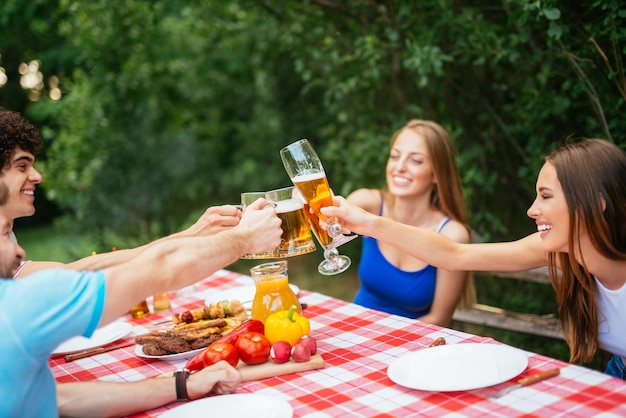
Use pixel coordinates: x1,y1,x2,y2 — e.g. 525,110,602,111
3,0,624,244
1,0,624,371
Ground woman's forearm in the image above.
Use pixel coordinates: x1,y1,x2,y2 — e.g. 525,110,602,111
366,215,546,272
323,196,546,272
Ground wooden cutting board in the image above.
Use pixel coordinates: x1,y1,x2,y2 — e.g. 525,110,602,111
238,354,325,382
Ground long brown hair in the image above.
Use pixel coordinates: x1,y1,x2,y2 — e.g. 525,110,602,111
387,119,475,308
546,139,626,363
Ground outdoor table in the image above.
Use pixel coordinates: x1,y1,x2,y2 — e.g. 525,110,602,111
49,269,626,417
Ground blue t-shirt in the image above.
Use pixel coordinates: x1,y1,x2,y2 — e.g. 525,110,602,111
355,207,451,318
0,269,106,417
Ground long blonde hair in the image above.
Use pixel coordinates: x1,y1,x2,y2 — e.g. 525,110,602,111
387,119,475,308
546,139,626,363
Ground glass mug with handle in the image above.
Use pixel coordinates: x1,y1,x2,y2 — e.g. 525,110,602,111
280,138,353,275
239,191,276,259
265,185,316,258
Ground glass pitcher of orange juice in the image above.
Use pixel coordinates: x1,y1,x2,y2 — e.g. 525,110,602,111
250,260,301,322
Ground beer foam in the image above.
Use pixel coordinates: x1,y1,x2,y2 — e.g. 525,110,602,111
291,171,325,182
276,199,303,213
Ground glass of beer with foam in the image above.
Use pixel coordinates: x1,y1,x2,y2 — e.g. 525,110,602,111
280,138,353,275
265,186,316,258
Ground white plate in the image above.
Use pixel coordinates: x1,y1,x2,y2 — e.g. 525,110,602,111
134,344,205,361
52,322,133,355
159,394,293,418
387,343,528,392
205,284,300,310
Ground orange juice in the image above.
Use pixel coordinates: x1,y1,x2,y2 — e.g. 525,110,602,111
250,261,301,322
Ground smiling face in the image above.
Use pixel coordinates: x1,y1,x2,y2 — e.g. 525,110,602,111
385,129,436,198
527,162,571,253
0,148,42,222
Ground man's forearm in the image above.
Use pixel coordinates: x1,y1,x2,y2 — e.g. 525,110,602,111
19,246,144,278
57,378,176,418
100,228,250,324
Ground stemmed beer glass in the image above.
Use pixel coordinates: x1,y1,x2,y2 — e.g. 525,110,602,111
280,138,355,275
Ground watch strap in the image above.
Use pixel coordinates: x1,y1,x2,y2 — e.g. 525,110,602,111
175,369,190,401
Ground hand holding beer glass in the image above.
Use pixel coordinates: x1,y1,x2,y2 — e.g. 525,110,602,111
240,191,275,259
265,186,317,258
240,188,316,259
280,138,354,275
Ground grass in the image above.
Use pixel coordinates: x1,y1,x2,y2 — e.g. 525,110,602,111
14,222,608,373
14,223,98,261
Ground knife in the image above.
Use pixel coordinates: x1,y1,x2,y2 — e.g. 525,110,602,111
64,340,136,362
491,368,560,398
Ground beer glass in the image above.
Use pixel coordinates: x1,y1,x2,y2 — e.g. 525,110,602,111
280,138,353,275
265,186,316,258
240,191,275,259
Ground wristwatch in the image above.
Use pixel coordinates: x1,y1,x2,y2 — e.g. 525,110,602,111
175,369,190,401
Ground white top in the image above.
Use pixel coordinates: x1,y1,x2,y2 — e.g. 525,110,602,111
596,277,626,363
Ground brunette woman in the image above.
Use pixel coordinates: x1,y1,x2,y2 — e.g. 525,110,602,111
323,138,626,378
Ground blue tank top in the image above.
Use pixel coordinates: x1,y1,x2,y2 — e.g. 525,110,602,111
354,199,451,318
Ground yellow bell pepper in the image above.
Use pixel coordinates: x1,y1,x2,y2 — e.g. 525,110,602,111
264,305,311,346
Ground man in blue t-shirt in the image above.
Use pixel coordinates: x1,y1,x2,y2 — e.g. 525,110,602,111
0,180,283,417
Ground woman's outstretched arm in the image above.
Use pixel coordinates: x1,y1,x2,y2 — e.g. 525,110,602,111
321,196,547,272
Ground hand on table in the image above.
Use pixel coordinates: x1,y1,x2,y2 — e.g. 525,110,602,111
188,361,242,398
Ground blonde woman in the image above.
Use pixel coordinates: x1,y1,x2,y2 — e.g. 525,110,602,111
348,120,474,326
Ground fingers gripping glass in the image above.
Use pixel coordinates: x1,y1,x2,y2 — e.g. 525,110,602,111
280,139,354,275
265,186,317,258
240,191,275,259
239,189,316,259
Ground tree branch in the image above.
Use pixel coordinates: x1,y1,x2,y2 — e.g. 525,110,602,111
561,45,613,142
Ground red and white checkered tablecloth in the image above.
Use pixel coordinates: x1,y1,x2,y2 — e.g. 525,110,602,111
49,269,626,417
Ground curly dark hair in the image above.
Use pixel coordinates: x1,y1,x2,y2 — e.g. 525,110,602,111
0,108,43,170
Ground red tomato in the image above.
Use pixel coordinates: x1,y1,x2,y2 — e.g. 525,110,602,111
202,342,239,368
235,332,271,365
185,319,264,372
